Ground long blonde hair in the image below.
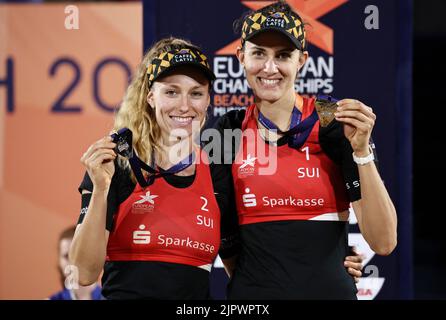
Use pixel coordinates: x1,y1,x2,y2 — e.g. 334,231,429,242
113,37,201,175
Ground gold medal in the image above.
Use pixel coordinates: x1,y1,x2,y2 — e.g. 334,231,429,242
315,96,338,127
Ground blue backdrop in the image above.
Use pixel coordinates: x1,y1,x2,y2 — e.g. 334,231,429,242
143,0,413,299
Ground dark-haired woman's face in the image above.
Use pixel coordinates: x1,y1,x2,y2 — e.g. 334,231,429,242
238,32,306,103
148,66,210,141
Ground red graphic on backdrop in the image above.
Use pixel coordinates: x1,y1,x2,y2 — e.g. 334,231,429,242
216,0,348,55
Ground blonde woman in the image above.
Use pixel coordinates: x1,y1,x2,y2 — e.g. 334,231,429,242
69,38,221,299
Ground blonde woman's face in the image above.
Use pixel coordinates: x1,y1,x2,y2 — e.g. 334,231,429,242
237,31,307,103
148,66,210,141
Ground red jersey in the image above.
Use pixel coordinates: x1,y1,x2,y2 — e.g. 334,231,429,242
232,97,350,225
106,149,220,272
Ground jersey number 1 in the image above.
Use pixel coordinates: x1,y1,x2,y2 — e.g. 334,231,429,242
301,146,310,161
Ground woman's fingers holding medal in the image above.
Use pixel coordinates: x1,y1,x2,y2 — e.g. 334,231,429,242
88,148,117,166
335,99,376,123
81,136,117,189
81,136,116,165
334,99,376,153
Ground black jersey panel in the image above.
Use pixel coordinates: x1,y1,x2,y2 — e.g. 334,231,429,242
227,220,358,300
101,261,210,299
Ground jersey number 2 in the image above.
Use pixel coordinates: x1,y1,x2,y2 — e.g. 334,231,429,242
200,196,209,212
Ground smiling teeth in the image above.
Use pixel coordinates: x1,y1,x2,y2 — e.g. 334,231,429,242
171,116,193,122
261,78,280,85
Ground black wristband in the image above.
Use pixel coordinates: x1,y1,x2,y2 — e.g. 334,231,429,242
77,192,92,225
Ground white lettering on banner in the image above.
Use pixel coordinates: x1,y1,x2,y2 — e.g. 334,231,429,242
196,215,214,229
300,57,334,78
213,56,249,95
296,57,334,94
213,78,249,94
210,55,335,112
213,56,245,78
348,206,358,224
348,233,375,266
297,167,320,178
350,227,385,300
295,78,333,94
356,277,385,300
157,234,215,253
262,196,324,208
